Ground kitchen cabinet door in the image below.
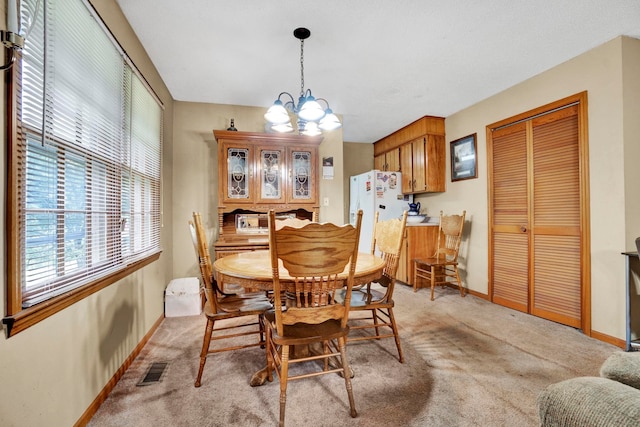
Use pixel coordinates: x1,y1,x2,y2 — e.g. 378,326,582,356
386,148,400,172
400,136,445,194
375,149,400,172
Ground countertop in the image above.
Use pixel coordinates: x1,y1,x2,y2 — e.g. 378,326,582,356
406,218,439,227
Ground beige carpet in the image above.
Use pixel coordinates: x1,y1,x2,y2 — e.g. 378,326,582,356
88,284,620,427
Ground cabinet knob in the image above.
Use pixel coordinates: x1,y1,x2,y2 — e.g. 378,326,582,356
520,226,527,233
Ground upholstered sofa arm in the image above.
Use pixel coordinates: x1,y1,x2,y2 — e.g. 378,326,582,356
600,352,640,390
537,376,640,427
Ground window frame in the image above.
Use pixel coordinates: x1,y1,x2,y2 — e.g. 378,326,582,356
3,0,163,337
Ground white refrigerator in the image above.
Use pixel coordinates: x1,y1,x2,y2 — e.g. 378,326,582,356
349,170,412,253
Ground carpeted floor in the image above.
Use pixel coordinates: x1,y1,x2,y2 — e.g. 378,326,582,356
88,284,620,427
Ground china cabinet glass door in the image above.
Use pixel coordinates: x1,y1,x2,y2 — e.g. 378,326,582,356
226,147,250,200
289,149,313,202
258,148,285,203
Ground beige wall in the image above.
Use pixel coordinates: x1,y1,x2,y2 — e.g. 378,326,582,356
171,102,346,279
415,35,640,342
0,1,175,426
342,142,375,222
622,37,640,248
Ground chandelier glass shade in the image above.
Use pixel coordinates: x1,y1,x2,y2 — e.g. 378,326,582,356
264,28,341,136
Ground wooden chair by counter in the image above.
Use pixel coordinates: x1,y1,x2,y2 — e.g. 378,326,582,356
264,209,363,427
338,211,408,363
413,210,467,301
190,212,272,387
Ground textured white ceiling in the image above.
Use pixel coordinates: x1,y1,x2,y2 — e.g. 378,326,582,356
115,0,640,143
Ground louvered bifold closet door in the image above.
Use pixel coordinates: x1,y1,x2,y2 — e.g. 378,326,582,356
530,106,581,327
490,123,529,312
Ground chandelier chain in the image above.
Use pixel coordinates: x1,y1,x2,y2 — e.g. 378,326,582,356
299,39,305,98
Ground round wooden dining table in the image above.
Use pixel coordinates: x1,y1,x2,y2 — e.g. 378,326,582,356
213,250,386,291
213,249,386,386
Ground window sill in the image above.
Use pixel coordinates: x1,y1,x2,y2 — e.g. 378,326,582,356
2,251,162,338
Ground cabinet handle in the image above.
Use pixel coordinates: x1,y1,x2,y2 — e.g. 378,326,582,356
520,226,527,233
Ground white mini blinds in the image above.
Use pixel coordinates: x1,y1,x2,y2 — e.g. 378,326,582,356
15,0,163,307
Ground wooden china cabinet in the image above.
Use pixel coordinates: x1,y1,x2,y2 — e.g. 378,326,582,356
213,130,322,261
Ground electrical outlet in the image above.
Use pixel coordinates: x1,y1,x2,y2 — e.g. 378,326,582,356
323,197,329,206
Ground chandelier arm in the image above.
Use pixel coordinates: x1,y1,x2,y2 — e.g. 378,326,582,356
276,92,296,111
315,98,330,109
277,92,295,103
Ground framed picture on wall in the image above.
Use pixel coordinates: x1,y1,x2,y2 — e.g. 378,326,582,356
450,133,477,182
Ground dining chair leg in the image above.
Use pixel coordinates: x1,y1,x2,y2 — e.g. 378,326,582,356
338,336,357,418
413,262,418,293
387,307,404,363
259,314,266,347
372,308,381,338
194,318,214,387
455,267,465,297
323,340,330,371
279,345,290,427
265,322,274,383
430,265,436,301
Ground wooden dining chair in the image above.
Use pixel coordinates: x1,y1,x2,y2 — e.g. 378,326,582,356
189,212,272,387
338,210,408,363
413,210,467,300
263,209,363,427
275,216,312,230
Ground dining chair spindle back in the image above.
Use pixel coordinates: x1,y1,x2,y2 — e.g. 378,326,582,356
413,210,467,300
340,210,408,362
264,209,363,427
189,212,272,388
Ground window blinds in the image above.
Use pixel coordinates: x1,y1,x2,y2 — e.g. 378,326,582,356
17,0,162,307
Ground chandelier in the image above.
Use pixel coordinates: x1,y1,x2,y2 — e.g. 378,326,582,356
264,27,341,136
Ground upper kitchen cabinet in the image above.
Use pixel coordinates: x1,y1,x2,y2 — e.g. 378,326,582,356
214,130,322,211
374,147,400,172
400,134,446,193
373,116,446,194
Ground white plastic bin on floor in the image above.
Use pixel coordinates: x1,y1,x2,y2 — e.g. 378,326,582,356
165,277,202,317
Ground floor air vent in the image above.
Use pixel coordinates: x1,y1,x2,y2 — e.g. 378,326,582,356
137,362,169,386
